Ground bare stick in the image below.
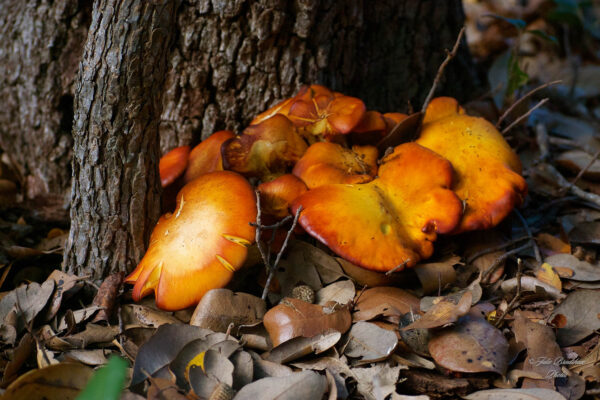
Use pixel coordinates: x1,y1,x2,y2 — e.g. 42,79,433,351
496,80,561,128
541,163,600,208
563,148,600,192
495,258,523,327
249,215,292,230
502,98,549,135
385,260,409,276
466,235,530,264
421,27,466,114
482,243,532,283
535,123,550,162
253,190,271,268
514,209,541,263
261,206,303,301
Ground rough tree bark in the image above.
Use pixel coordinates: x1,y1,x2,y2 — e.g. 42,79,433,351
0,0,477,224
62,0,177,278
0,0,92,221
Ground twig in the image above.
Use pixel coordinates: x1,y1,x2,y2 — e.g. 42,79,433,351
466,235,530,264
495,258,523,327
514,210,541,263
385,260,409,276
261,206,303,301
534,123,550,162
496,80,561,128
562,148,600,193
541,163,600,208
253,191,271,269
482,243,533,283
501,98,549,135
421,27,466,114
249,215,292,230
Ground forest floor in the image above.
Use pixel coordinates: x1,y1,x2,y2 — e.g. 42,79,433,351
2,1,600,399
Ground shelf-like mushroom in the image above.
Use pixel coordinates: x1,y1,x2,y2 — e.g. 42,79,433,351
293,142,378,189
125,171,257,310
291,142,462,272
416,97,528,232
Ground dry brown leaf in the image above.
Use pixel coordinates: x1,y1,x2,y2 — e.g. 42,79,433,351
536,233,571,256
353,287,420,322
557,150,600,180
91,272,124,323
0,280,55,332
131,324,212,386
428,315,509,374
190,289,266,333
403,291,472,330
352,361,406,400
188,349,235,399
147,377,188,400
233,370,327,400
344,321,398,364
286,240,345,285
248,350,293,379
551,290,600,346
231,351,254,390
2,362,93,400
464,388,567,400
316,280,355,306
413,255,460,295
265,331,341,364
44,270,83,321
500,276,565,300
263,297,351,347
335,257,401,287
120,303,180,329
513,311,562,390
535,263,562,291
463,230,506,284
545,253,600,282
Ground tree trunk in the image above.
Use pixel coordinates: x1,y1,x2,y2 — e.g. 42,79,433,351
159,0,478,151
0,0,92,221
62,0,177,279
0,0,477,223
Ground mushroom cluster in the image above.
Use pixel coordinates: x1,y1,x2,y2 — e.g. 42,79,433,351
126,85,527,310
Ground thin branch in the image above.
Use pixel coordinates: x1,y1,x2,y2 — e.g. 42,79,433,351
562,148,600,193
421,27,466,114
541,163,600,208
496,80,561,128
501,98,549,135
495,258,523,327
253,190,271,268
534,123,550,162
466,235,530,264
261,205,303,301
482,243,533,283
514,210,541,263
385,261,409,276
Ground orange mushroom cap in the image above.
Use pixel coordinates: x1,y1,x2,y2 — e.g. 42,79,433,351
257,174,308,218
159,146,190,187
250,85,334,126
292,142,378,189
221,114,308,181
183,130,234,183
382,112,409,133
416,97,527,233
287,91,366,140
125,171,257,310
291,142,463,272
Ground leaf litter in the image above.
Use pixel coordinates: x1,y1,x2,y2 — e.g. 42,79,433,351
4,2,600,398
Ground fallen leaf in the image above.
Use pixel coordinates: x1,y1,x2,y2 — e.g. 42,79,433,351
248,350,293,379
64,350,111,366
230,351,253,390
545,253,600,282
286,240,345,285
513,311,562,389
315,280,355,306
2,362,93,400
413,255,460,295
352,362,406,400
500,276,565,299
536,233,571,256
428,315,509,374
57,306,102,331
91,272,124,323
0,280,55,333
464,388,567,400
44,270,83,320
120,304,180,329
265,331,341,364
233,370,327,400
556,150,600,180
353,287,420,322
263,297,351,347
403,291,472,330
551,290,600,346
188,349,235,399
336,257,402,287
131,324,211,385
1,333,35,386
535,263,562,291
420,276,482,312
568,221,600,245
190,289,266,333
344,321,398,364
